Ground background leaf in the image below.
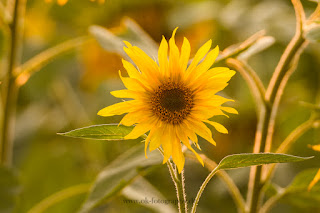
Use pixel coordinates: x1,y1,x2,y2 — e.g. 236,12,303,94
78,144,162,213
122,176,177,213
279,168,320,208
216,153,312,170
0,166,20,213
89,17,158,60
58,124,136,140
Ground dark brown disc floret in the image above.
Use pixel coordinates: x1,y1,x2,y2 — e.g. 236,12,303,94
150,81,194,125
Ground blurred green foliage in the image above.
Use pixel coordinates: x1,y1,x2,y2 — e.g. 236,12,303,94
2,0,319,212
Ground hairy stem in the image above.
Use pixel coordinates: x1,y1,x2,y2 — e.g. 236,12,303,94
158,148,187,213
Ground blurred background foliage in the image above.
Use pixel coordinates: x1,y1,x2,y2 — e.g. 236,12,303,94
1,0,320,212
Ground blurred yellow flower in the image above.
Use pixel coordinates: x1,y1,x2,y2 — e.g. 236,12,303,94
308,144,320,190
45,0,104,6
98,28,237,173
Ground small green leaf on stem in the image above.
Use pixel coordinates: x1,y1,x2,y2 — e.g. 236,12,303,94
58,124,137,140
216,153,312,170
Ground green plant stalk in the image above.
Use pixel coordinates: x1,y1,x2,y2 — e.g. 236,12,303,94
0,0,26,166
185,153,246,213
191,165,219,213
157,148,187,213
27,184,90,213
176,170,188,213
226,58,266,115
263,118,316,184
247,1,306,212
259,190,286,213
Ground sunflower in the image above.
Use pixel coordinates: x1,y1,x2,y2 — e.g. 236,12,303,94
98,28,237,173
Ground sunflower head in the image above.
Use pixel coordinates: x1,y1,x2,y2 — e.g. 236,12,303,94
98,28,237,173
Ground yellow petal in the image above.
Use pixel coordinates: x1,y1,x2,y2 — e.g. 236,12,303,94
186,39,212,73
119,110,149,126
122,59,141,79
186,118,216,146
119,71,146,92
308,169,320,191
192,107,229,120
110,90,141,99
123,40,132,48
168,28,181,80
162,126,173,163
123,45,160,80
171,137,185,173
220,106,238,114
204,120,228,134
310,144,320,152
149,126,165,151
176,126,204,166
144,127,157,158
179,37,191,72
97,101,138,117
158,36,169,75
124,122,154,140
187,46,219,80
196,95,234,107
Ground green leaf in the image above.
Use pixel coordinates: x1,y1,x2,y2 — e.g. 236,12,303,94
0,166,20,213
58,124,137,140
216,153,312,170
280,168,320,208
122,177,177,213
79,144,162,213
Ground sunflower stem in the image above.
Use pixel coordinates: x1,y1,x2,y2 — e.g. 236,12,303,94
157,148,187,213
0,0,26,166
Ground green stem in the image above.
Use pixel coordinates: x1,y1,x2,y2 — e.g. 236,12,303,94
246,1,307,212
158,148,187,213
176,169,188,213
186,153,246,213
226,58,266,114
263,118,319,183
259,190,286,213
27,184,90,213
0,0,26,166
191,165,219,213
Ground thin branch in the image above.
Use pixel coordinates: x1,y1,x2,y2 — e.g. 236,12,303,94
259,190,286,213
14,36,91,85
191,163,219,213
186,153,246,213
215,30,266,64
247,1,307,212
226,58,266,114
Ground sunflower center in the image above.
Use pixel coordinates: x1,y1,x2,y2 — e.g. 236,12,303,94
151,81,193,125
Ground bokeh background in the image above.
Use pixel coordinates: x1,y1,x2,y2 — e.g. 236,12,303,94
4,0,320,212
